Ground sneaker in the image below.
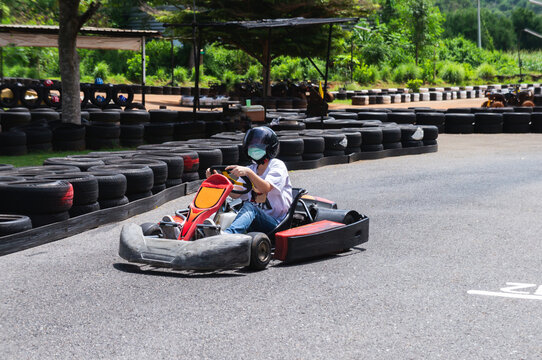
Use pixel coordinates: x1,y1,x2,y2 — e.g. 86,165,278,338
160,215,181,239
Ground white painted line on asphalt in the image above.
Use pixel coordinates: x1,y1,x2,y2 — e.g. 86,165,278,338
468,282,542,300
468,290,542,301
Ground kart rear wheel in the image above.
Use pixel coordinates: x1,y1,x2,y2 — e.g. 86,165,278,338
141,222,162,237
247,232,271,271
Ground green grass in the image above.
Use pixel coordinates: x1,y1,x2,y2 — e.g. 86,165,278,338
0,148,135,168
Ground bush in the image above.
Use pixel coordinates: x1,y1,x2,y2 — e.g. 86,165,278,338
221,70,241,91
174,67,189,84
379,65,392,82
92,61,110,81
244,64,262,81
353,64,379,85
392,63,422,83
477,63,497,81
126,55,148,83
407,79,423,93
438,62,465,84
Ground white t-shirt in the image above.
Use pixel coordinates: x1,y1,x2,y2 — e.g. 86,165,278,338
238,159,292,220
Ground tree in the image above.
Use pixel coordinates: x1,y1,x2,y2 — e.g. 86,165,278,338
58,0,101,124
152,0,376,92
400,0,444,65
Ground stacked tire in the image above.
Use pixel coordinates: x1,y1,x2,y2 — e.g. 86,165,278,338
36,173,99,217
88,164,154,202
120,110,149,147
87,111,121,150
0,130,27,156
474,113,503,133
52,124,86,151
0,180,73,227
278,137,304,162
445,114,474,134
106,158,168,194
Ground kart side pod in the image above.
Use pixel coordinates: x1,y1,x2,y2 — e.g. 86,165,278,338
274,211,369,262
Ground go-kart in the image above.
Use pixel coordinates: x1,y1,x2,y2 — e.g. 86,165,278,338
118,166,369,271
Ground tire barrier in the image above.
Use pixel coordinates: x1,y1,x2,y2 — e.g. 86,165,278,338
0,81,136,110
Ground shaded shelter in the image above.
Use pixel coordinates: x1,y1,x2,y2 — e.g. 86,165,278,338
165,17,357,114
0,24,161,105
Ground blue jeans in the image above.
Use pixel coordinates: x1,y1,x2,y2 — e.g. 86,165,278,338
224,202,281,234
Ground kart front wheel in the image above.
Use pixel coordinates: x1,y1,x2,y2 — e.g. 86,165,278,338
247,232,271,271
140,222,163,237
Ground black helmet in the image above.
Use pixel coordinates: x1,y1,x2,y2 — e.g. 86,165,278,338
242,126,279,164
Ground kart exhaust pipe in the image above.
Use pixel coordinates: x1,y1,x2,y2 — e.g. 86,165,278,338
313,208,361,225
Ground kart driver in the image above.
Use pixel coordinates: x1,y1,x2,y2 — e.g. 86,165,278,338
206,126,292,234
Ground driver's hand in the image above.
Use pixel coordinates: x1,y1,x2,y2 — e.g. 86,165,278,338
205,168,218,178
226,165,251,178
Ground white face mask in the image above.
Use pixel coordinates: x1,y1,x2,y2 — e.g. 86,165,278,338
248,147,266,161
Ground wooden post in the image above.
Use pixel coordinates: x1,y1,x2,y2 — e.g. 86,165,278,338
170,38,175,86
141,36,146,106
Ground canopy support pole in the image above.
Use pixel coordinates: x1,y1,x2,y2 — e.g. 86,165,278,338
321,24,333,127
141,36,146,106
170,39,175,86
193,23,200,114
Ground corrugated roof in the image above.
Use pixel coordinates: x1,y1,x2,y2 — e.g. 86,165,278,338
165,17,358,30
0,24,161,37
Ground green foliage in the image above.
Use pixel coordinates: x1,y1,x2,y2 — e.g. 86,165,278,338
126,55,148,83
407,79,423,93
174,67,189,84
392,63,422,83
476,63,497,81
379,64,393,82
92,61,110,81
221,70,241,92
438,37,484,67
438,62,465,84
353,64,380,85
244,64,263,81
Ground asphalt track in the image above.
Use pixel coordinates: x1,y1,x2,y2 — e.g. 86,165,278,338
2,134,542,359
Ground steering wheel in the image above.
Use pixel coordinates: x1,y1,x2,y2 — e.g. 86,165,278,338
210,166,253,195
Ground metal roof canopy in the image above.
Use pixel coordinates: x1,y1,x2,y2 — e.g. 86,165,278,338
166,17,357,115
0,24,162,105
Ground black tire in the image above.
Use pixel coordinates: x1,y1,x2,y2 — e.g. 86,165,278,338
403,140,424,148
190,148,222,178
359,128,383,145
165,178,183,188
302,152,324,160
503,113,531,133
69,202,100,217
36,173,99,206
418,125,439,141
89,85,112,108
141,222,163,237
247,232,272,270
31,110,60,122
181,171,200,182
0,130,26,146
278,137,304,156
44,157,105,171
41,164,82,174
387,112,416,124
361,144,384,152
423,140,438,146
89,111,121,123
22,126,53,144
120,138,145,148
105,158,168,186
446,114,475,134
278,154,303,162
474,113,503,133
530,113,542,133
134,154,184,180
0,176,25,184
127,190,153,202
120,124,145,139
0,214,32,236
149,109,178,123
111,85,134,107
380,127,402,143
151,183,167,194
301,136,325,153
99,196,129,209
52,124,86,141
0,144,27,156
27,142,52,153
1,112,31,131
341,131,362,148
357,112,388,122
144,123,175,138
86,123,121,138
88,164,154,195
0,180,73,214
19,85,44,109
29,211,70,227
145,150,198,173
383,142,402,149
0,164,14,172
120,110,150,124
0,84,19,107
323,149,345,156
320,133,348,151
